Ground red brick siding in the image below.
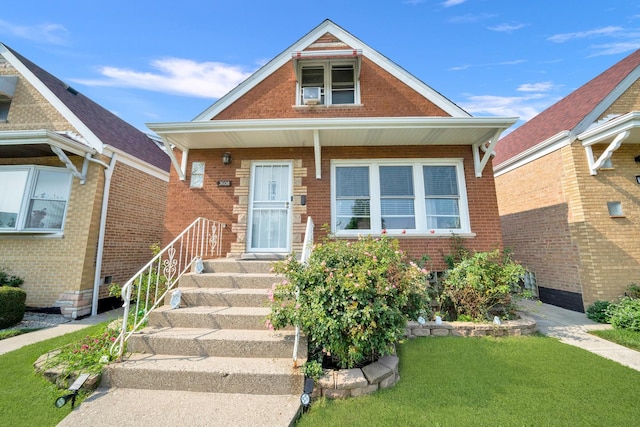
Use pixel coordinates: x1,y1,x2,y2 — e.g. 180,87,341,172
164,145,503,271
213,58,449,120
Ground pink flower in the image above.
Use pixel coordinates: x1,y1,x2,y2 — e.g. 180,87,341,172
430,229,435,234
402,229,406,234
265,319,274,331
381,229,387,234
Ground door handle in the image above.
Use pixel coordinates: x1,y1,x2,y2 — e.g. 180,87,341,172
285,202,290,208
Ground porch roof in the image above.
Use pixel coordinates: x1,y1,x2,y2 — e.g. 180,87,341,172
148,116,517,179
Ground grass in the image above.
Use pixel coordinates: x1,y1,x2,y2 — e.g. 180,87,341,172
0,328,41,340
297,335,640,427
0,322,107,427
590,328,640,352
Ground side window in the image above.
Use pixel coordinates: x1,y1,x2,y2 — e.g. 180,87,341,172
423,165,461,230
380,166,415,230
335,166,370,230
331,65,355,104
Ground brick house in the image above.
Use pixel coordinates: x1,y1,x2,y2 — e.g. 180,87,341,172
0,43,170,318
494,49,640,312
149,20,516,270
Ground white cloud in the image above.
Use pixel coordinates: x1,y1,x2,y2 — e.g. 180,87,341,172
547,26,623,43
442,0,466,7
488,23,526,32
449,59,525,71
588,41,640,56
0,19,69,45
72,58,254,98
459,93,559,122
517,81,556,92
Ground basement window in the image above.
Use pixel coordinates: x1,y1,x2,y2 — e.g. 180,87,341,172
607,201,624,217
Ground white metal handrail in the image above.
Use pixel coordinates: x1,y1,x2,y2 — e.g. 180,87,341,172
293,216,314,366
110,217,225,359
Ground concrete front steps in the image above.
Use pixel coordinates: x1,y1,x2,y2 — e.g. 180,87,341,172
102,259,306,423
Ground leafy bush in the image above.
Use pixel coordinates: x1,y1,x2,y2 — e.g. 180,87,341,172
586,300,612,323
625,283,640,299
0,267,24,287
268,235,430,369
606,297,640,331
441,249,526,322
0,287,27,328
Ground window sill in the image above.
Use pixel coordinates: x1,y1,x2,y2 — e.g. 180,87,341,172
0,231,64,239
293,104,364,110
333,231,476,239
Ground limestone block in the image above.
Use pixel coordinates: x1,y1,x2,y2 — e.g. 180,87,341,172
414,328,431,337
361,361,393,384
350,384,379,397
469,329,487,337
317,370,335,389
335,368,368,390
324,388,350,399
431,328,450,336
378,355,399,374
379,373,398,389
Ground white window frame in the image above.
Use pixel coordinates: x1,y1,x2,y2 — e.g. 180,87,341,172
331,159,471,237
297,60,359,106
0,165,73,234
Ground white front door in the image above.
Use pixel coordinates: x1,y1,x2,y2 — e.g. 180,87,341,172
248,162,292,253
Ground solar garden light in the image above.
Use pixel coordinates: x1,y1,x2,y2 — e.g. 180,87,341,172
55,373,90,409
300,377,314,411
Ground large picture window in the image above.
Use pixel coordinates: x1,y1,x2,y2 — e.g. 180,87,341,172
332,160,469,235
0,166,72,232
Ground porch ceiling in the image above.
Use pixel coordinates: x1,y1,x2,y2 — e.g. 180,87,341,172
147,117,518,151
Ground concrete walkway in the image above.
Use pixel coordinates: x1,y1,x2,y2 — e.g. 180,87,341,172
518,299,640,372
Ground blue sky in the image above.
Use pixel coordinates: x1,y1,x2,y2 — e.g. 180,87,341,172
2,1,640,133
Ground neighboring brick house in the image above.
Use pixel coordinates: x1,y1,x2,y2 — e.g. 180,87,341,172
494,49,640,312
0,43,170,318
148,20,516,270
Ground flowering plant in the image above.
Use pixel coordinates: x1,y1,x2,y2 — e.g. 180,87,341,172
267,235,430,369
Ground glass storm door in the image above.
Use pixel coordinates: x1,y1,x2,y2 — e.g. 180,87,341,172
248,162,292,253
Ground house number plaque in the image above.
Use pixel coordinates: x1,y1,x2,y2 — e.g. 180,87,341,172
217,180,232,187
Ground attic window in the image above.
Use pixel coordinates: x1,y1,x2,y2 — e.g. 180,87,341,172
293,50,361,106
0,75,18,122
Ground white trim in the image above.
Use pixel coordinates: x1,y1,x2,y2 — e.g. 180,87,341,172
578,111,640,145
493,131,572,177
330,158,470,237
0,43,104,153
0,129,96,157
193,20,469,121
102,146,170,182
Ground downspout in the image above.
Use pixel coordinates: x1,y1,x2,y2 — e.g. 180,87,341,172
90,153,117,316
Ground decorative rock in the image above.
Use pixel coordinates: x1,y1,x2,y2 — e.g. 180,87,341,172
414,327,431,337
350,383,379,397
361,361,393,384
469,329,487,337
378,355,399,374
317,370,335,389
323,388,351,399
335,368,368,390
431,328,450,336
379,373,398,389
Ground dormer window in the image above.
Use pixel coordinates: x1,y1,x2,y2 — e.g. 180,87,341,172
0,75,18,122
293,50,361,106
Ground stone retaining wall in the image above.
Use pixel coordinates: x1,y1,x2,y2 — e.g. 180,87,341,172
315,314,536,399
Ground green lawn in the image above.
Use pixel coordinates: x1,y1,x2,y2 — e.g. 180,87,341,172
297,335,640,427
590,328,640,352
0,323,106,427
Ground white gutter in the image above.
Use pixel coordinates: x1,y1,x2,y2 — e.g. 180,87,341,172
90,153,117,316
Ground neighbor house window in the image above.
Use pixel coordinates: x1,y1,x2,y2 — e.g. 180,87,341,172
299,62,356,105
607,201,623,217
0,100,9,121
0,166,72,232
332,160,469,235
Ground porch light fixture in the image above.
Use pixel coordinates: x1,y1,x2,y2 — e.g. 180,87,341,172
222,152,232,165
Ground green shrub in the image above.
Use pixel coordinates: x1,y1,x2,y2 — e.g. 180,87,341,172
606,297,640,331
268,235,430,369
0,267,24,287
0,287,27,328
441,249,526,322
625,283,640,299
586,300,611,323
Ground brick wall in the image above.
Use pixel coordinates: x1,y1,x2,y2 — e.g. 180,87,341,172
99,162,169,298
213,57,449,120
599,78,640,117
164,145,503,271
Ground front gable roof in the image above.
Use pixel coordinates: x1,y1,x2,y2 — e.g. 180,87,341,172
0,43,170,172
194,19,470,120
494,49,640,169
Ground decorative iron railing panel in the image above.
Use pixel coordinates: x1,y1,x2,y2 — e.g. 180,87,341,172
110,217,224,358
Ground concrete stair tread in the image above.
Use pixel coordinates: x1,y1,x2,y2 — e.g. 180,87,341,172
154,305,271,316
179,287,269,295
117,353,302,375
138,326,296,342
58,388,301,427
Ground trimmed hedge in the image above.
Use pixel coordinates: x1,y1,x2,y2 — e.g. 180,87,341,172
0,287,27,328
